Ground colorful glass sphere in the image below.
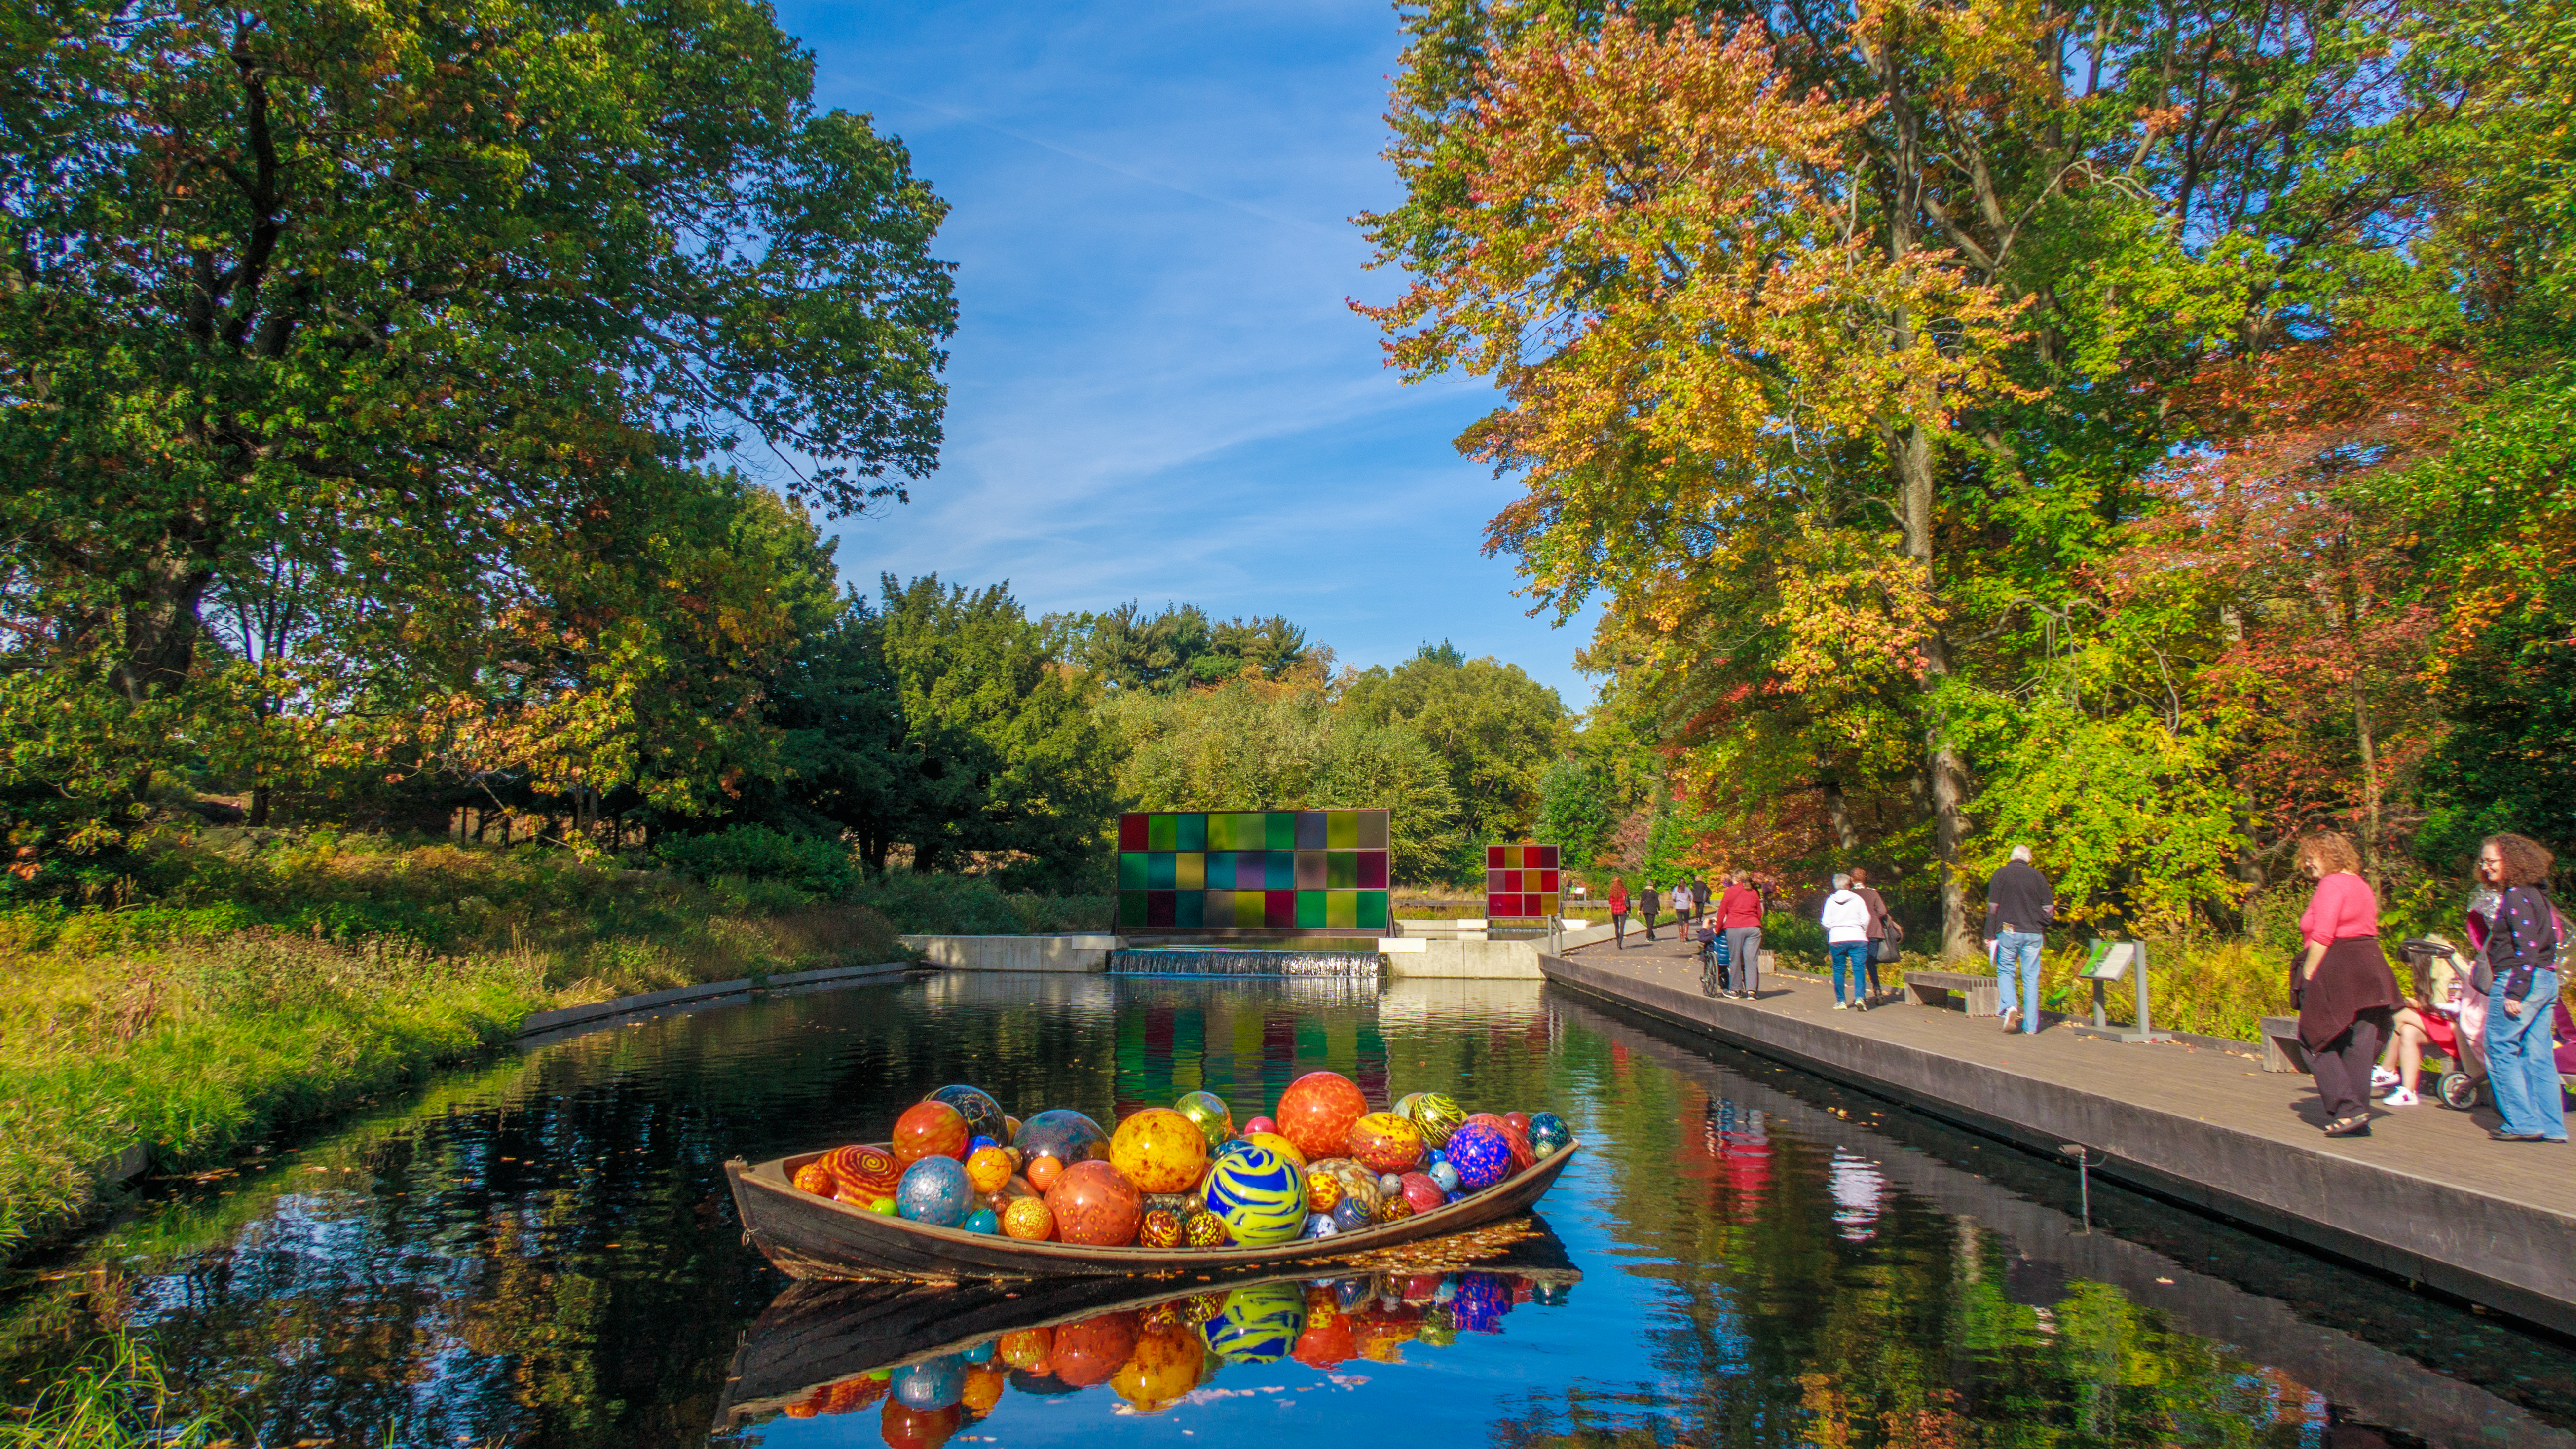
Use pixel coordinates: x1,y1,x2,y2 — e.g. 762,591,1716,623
1111,1109,1209,1193
1467,1113,1534,1170
823,1143,903,1199
1024,1155,1063,1191
1377,1173,1405,1199
869,1197,898,1215
896,1155,978,1226
1014,1109,1109,1168
1527,1112,1573,1157
1306,1172,1341,1213
1138,1208,1184,1248
792,1161,834,1195
1302,1212,1339,1239
1446,1123,1514,1189
1400,1091,1467,1148
1274,1071,1370,1162
926,1085,1007,1144
1200,1283,1306,1364
1173,1090,1236,1151
964,1145,1015,1194
1374,1193,1415,1224
1391,1090,1425,1120
1329,1197,1373,1233
1001,1196,1055,1241
1503,1111,1532,1136
1184,1210,1230,1247
879,1401,960,1449
1045,1159,1142,1246
1243,1114,1278,1136
1202,1140,1307,1246
1110,1323,1209,1412
891,1102,971,1166
962,1207,999,1234
1428,1160,1461,1192
1398,1172,1447,1215
1345,1112,1426,1174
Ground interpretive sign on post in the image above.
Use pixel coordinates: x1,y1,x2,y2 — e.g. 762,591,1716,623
1485,844,1561,921
2080,938,2171,1043
1116,810,1390,936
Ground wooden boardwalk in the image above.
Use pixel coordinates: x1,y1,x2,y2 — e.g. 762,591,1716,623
1544,931,2576,1335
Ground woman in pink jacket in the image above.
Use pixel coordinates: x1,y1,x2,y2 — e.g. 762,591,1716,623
2293,832,2403,1137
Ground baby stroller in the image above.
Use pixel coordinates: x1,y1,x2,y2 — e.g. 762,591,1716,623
2395,936,2488,1109
1697,922,1728,998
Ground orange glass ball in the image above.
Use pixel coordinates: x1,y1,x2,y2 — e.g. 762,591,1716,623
1274,1071,1370,1162
1045,1159,1142,1247
879,1400,962,1449
1345,1112,1426,1174
1025,1155,1063,1191
792,1161,835,1195
997,1326,1052,1371
1049,1310,1139,1388
961,1365,1007,1413
1002,1195,1056,1241
965,1146,1015,1194
1292,1313,1358,1370
1110,1109,1209,1193
891,1102,971,1166
823,1143,902,1199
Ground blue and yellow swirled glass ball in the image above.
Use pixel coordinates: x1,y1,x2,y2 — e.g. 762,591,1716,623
1201,1140,1307,1246
1200,1282,1306,1364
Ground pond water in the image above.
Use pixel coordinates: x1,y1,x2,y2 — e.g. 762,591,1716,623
9,972,2576,1448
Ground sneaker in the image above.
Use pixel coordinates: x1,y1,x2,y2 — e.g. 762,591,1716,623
2381,1087,2419,1107
2370,1066,2400,1089
2002,1008,2022,1033
1832,1001,1848,1010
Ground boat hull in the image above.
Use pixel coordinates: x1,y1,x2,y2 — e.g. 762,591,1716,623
724,1140,1580,1281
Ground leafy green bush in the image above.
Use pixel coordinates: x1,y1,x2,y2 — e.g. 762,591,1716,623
848,871,1111,935
653,825,857,899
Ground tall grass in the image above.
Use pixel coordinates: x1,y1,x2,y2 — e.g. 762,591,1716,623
0,1332,226,1449
0,831,920,1262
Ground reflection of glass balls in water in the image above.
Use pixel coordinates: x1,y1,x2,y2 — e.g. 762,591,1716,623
1045,1160,1142,1246
1446,1123,1514,1189
927,1085,1007,1144
1014,1109,1108,1168
1329,1198,1372,1232
1453,1273,1512,1333
897,1156,978,1226
1202,1142,1307,1246
1200,1283,1306,1364
892,1354,966,1410
1173,1090,1235,1150
1527,1112,1573,1157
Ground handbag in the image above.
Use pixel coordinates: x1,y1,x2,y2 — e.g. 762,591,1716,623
1870,936,1901,964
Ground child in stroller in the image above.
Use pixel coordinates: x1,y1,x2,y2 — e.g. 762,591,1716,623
1696,919,1729,999
2387,934,2485,1109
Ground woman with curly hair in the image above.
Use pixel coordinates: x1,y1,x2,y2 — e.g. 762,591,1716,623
2477,832,2566,1143
2293,832,2404,1136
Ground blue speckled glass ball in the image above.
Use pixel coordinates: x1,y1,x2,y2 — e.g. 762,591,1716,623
896,1155,977,1227
962,1339,996,1365
892,1354,965,1410
1445,1189,1466,1205
967,1134,998,1154
1428,1160,1461,1192
1302,1212,1339,1239
962,1207,999,1234
1526,1112,1572,1157
1445,1122,1514,1189
1329,1197,1372,1232
1453,1273,1512,1333
1424,1148,1448,1167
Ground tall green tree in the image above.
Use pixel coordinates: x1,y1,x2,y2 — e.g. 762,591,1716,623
1340,642,1569,864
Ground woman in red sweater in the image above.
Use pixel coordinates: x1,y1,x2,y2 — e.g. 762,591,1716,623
2294,831,2403,1137
1607,878,1630,950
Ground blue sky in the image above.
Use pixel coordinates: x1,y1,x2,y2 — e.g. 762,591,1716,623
772,0,1600,707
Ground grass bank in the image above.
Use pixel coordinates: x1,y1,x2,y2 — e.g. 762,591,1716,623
0,1332,226,1448
0,828,1103,1264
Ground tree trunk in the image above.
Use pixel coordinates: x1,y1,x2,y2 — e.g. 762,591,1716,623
1822,780,1861,853
105,531,217,704
249,784,271,827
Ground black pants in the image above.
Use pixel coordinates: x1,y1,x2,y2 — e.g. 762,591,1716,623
2311,1010,2390,1121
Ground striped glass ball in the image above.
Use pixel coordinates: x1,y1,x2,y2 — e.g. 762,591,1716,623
1202,1142,1307,1246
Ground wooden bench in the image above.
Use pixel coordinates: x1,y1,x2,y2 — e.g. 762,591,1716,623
2260,1015,2311,1073
1904,970,1998,1018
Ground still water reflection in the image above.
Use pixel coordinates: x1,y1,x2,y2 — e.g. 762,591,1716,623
6,973,2575,1448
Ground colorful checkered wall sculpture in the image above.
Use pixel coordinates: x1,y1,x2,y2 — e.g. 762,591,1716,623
1485,843,1562,920
1118,810,1391,932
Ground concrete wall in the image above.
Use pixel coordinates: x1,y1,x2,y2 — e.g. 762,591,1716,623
900,933,1122,973
1380,920,1618,979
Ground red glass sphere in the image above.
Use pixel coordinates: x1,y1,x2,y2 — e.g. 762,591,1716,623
891,1101,971,1166
1044,1159,1143,1247
1274,1071,1370,1162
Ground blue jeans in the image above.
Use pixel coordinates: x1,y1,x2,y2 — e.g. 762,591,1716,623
1830,941,1868,1003
1995,931,2043,1033
2487,968,2567,1140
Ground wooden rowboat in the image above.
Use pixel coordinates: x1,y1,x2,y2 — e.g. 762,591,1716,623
713,1215,1582,1426
723,1140,1581,1281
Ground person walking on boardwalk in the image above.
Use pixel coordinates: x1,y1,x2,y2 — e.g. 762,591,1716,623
1717,870,1764,999
2293,831,2405,1138
1984,845,2054,1033
1639,880,1662,943
1821,873,1872,1010
1851,867,1900,1007
2476,833,2567,1143
1608,877,1631,949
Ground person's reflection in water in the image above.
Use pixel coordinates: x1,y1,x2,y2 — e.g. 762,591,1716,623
1703,1098,1773,1210
1828,1148,1885,1242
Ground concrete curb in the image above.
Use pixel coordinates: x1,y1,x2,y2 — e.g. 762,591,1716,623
1539,948,2576,1337
512,960,915,1041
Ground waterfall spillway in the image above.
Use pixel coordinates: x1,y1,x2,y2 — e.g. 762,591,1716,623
1108,946,1384,980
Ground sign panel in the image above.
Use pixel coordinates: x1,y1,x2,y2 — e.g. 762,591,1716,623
1117,810,1391,934
1484,843,1562,920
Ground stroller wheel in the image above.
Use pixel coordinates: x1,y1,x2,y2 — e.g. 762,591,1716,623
2438,1071,2481,1110
1699,954,1720,998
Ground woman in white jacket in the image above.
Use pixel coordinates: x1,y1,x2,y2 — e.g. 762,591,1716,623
1821,874,1873,1011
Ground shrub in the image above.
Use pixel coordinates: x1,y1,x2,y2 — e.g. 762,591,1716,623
653,825,857,899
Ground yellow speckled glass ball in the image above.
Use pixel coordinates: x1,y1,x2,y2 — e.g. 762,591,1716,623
1345,1112,1426,1174
1306,1172,1341,1213
1184,1210,1230,1247
1111,1109,1211,1194
965,1146,1015,1194
1001,1196,1055,1241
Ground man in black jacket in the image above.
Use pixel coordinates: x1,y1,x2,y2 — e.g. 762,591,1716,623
1984,845,2055,1034
1639,881,1661,943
